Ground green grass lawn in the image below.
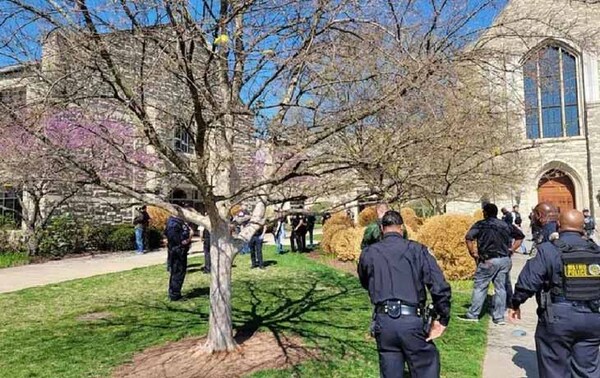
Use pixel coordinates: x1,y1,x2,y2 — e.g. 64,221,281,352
0,252,30,268
0,246,488,378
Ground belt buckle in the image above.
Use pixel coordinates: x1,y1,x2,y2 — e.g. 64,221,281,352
386,301,402,319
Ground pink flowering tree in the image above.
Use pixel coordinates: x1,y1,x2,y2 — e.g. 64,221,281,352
0,110,155,255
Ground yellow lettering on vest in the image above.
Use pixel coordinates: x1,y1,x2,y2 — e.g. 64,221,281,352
565,264,589,278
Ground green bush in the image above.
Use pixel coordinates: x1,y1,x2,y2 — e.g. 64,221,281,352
146,227,163,249
101,225,162,251
0,214,18,230
85,224,115,251
38,215,85,257
107,225,136,251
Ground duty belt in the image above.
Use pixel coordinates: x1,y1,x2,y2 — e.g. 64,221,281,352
374,300,421,319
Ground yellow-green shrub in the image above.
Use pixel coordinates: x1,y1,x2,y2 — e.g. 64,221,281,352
358,206,378,227
322,224,349,254
324,211,354,228
416,214,477,280
401,207,423,232
229,204,242,217
330,227,365,261
147,206,171,232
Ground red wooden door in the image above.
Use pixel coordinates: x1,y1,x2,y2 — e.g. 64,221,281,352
538,172,575,213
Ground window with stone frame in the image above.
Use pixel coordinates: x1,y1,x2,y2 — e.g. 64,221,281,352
173,122,195,154
523,45,580,139
0,87,26,119
0,187,23,224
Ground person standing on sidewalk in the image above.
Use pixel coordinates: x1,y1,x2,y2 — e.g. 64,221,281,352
509,209,600,378
584,208,595,240
458,203,524,325
133,205,150,255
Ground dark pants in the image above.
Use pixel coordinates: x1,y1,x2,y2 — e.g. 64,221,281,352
168,246,188,300
249,235,264,268
295,231,306,252
203,241,211,273
307,226,314,247
535,302,600,378
290,230,297,252
374,313,440,378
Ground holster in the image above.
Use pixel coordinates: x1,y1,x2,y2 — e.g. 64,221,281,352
541,291,555,323
423,304,436,334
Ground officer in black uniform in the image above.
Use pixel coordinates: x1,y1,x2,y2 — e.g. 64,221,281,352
165,214,192,301
509,209,600,378
358,210,452,377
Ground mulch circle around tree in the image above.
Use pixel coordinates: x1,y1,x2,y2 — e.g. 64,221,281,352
112,332,315,378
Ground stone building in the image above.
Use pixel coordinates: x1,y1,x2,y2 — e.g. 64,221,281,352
447,0,600,223
0,27,255,225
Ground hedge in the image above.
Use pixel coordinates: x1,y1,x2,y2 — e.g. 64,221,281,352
416,214,477,280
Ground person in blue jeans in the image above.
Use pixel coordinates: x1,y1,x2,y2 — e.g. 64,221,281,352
459,203,525,325
133,205,150,254
273,212,286,254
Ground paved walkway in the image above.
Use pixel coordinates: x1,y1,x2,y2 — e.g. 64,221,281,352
0,229,322,294
482,251,539,378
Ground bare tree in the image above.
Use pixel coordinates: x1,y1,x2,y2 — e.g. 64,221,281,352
2,0,588,353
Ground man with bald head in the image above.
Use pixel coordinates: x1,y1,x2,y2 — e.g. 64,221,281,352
509,209,600,377
531,202,559,244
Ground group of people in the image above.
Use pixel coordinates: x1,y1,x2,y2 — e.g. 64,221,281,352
158,204,322,302
272,210,318,253
357,200,600,377
460,202,600,378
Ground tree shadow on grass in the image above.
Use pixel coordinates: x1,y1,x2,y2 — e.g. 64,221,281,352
230,271,374,373
86,268,374,375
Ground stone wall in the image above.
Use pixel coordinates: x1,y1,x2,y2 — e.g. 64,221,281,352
449,0,600,219
0,27,250,225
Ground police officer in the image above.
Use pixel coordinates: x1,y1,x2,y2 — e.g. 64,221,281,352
202,226,211,274
509,209,600,378
165,213,192,301
531,202,559,244
358,210,452,377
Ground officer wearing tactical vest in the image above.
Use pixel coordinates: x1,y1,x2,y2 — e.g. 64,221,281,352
358,210,452,377
509,209,600,378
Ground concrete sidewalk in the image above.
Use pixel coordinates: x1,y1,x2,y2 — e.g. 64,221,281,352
0,228,323,295
482,252,539,378
0,242,201,294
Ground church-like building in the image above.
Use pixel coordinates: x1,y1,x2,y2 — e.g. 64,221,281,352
448,0,600,222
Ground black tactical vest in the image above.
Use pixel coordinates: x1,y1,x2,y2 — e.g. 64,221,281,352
553,239,600,301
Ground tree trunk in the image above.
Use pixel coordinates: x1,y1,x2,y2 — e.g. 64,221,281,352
205,222,238,353
23,224,39,256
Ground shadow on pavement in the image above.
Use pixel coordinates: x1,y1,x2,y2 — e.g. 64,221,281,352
512,346,539,377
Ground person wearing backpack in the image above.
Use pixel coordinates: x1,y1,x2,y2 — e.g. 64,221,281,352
509,209,600,377
165,214,192,301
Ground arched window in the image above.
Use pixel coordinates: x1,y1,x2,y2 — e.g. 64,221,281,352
523,45,579,139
